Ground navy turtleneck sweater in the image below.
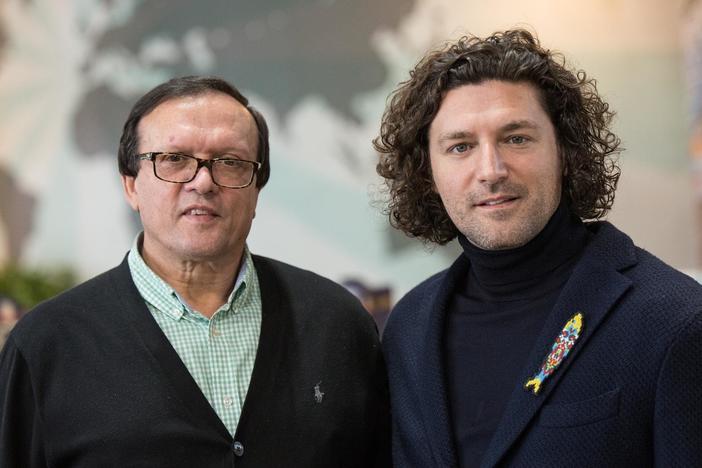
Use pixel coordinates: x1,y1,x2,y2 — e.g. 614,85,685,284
445,202,590,467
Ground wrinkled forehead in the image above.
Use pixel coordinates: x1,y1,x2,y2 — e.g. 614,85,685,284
137,92,258,154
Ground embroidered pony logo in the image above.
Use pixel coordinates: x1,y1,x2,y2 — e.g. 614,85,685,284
524,312,584,395
314,381,324,403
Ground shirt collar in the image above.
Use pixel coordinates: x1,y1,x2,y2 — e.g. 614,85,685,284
127,233,253,320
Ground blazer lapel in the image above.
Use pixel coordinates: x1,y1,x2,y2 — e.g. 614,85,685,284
417,256,470,468
480,223,636,467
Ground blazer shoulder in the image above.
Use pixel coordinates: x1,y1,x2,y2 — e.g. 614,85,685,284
394,269,447,313
626,246,702,321
589,225,702,347
630,247,701,293
383,267,449,344
588,222,702,317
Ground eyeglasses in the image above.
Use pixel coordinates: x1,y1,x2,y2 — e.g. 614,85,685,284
137,152,261,189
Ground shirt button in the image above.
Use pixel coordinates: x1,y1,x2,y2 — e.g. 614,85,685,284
223,396,234,407
232,441,244,457
211,327,221,337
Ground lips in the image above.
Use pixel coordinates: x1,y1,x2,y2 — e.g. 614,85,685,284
475,196,518,207
182,205,219,217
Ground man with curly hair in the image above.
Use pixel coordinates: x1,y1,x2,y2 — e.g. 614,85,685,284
376,29,702,467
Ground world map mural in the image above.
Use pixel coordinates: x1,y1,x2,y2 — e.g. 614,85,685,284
0,0,461,309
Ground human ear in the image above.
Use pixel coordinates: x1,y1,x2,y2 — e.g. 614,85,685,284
121,175,140,212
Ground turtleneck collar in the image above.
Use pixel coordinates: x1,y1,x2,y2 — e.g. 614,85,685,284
457,201,590,300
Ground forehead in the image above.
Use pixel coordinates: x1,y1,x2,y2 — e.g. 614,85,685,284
137,92,257,153
429,80,552,136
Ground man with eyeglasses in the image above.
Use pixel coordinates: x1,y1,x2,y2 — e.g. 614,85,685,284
0,76,390,467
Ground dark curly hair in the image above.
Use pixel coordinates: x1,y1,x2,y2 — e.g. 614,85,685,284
374,29,621,244
118,75,270,189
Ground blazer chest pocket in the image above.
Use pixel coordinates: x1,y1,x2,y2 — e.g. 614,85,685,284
537,388,620,428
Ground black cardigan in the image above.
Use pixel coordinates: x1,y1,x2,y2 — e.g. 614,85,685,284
0,255,390,467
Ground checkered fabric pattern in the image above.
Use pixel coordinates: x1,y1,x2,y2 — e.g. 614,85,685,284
128,238,262,436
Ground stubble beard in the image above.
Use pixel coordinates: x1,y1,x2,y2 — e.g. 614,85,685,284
450,183,554,251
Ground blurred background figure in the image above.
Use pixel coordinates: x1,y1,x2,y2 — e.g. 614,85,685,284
0,264,75,346
683,0,702,268
0,294,21,349
342,279,392,333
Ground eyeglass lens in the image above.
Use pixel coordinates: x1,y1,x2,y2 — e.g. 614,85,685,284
154,153,255,187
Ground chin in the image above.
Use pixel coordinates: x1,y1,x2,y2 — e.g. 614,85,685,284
176,242,226,260
464,228,531,251
479,240,520,251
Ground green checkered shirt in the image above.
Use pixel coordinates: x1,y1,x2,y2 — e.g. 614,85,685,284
127,236,262,436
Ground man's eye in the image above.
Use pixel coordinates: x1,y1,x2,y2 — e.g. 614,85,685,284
450,143,469,153
507,135,528,144
163,153,187,162
217,159,244,168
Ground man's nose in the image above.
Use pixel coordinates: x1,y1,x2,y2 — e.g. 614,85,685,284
476,143,508,184
186,163,217,193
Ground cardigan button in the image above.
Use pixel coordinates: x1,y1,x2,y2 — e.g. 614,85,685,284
232,441,244,457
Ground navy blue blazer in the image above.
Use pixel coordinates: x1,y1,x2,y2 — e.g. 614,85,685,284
382,222,702,467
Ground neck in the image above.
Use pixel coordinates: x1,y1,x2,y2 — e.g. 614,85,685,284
457,202,590,300
140,240,243,318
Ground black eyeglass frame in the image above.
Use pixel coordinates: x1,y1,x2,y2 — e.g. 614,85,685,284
136,152,262,189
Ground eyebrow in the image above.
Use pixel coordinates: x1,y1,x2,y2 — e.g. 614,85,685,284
436,130,474,144
436,119,541,144
155,146,251,156
501,119,539,132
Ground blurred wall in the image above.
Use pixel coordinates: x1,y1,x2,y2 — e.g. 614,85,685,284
0,0,697,303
